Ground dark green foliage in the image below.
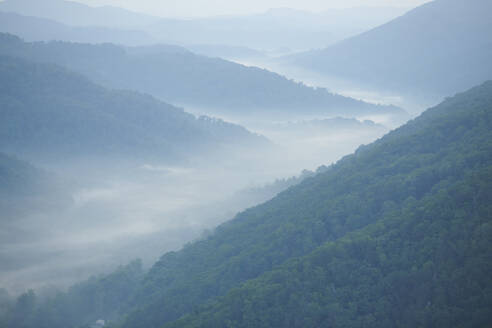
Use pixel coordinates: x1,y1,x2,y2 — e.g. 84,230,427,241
0,33,403,117
168,167,492,328
0,55,267,162
4,260,144,328
118,81,492,327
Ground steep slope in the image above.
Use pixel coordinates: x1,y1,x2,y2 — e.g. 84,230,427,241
0,11,155,45
0,34,404,119
0,55,268,163
168,166,492,328
0,0,158,28
117,81,492,328
289,0,492,98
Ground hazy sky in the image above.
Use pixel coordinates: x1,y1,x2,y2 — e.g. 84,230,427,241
72,0,432,18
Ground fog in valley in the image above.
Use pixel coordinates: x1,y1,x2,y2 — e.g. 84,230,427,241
228,57,439,116
0,108,390,295
1,2,491,328
0,0,428,297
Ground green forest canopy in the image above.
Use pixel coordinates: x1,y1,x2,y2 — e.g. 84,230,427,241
3,81,491,328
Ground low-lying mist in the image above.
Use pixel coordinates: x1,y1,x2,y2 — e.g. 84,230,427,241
229,57,442,117
1,106,395,296
0,159,276,295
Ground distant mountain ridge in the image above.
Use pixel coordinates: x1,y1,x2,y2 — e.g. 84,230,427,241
0,0,410,51
144,6,410,51
0,55,269,164
288,0,492,98
0,0,159,28
0,33,406,120
0,11,156,45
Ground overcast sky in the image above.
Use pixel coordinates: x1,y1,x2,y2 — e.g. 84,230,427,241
72,0,432,18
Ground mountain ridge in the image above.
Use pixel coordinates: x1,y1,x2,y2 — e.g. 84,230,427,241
287,0,492,98
0,33,406,120
0,0,159,28
0,55,269,164
0,11,156,45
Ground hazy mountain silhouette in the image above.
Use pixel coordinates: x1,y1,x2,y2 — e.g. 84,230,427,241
0,55,269,163
146,6,410,52
0,12,155,46
288,0,492,98
0,0,410,52
0,34,406,119
0,0,159,28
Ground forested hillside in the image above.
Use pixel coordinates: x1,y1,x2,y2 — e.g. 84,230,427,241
1,1,490,327
0,34,404,118
115,81,492,327
0,55,268,163
168,164,491,327
2,68,490,328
